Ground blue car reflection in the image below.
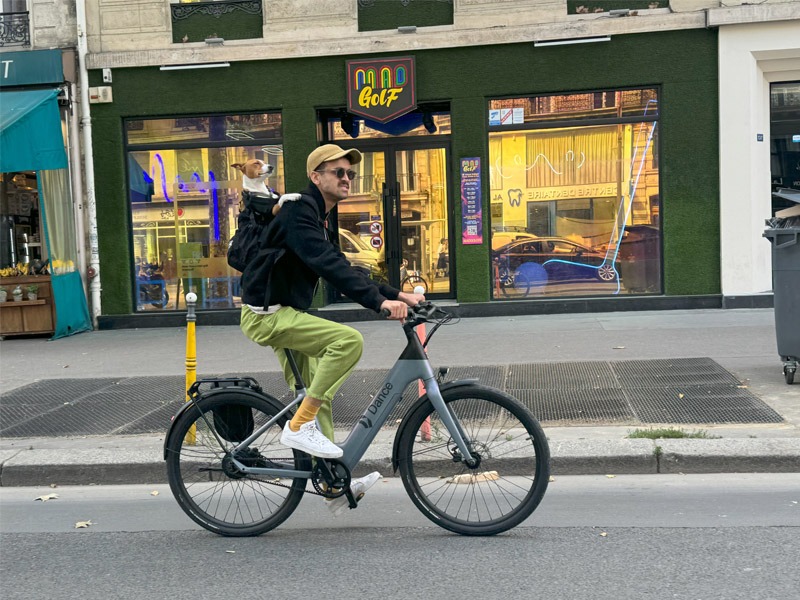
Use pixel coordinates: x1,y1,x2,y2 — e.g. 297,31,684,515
493,237,619,285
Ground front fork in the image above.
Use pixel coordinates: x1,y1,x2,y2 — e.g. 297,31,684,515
423,377,478,467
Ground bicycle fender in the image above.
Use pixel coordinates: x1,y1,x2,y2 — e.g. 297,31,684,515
390,378,479,473
162,386,285,460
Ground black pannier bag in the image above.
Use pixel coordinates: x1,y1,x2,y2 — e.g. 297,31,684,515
213,403,255,443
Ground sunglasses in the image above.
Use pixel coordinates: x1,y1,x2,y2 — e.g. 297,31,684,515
315,167,358,180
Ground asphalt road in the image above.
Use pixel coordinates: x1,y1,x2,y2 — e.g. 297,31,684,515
2,474,798,599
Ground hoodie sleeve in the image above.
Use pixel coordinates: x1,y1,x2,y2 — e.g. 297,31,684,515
281,199,390,312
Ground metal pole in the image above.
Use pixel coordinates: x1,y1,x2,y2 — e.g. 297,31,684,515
185,292,197,444
75,0,101,325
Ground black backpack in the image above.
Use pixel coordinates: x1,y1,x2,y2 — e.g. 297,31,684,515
227,191,279,272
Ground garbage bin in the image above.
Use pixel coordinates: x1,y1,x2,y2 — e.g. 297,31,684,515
763,227,800,384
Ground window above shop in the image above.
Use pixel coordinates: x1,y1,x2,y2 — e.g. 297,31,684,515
126,113,282,147
489,88,659,127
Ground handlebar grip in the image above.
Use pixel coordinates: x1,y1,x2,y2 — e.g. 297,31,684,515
379,308,391,318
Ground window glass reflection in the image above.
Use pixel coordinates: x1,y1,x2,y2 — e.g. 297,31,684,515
127,140,284,311
489,88,660,299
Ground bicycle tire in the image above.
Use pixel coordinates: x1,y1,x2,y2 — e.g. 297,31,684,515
513,271,531,298
165,389,310,536
396,384,550,536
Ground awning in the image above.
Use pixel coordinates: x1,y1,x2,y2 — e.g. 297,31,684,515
0,88,67,172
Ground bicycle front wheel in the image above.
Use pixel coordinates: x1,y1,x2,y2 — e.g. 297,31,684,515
397,384,550,536
165,389,310,536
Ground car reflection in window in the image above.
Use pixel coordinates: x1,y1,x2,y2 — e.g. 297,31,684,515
493,237,619,285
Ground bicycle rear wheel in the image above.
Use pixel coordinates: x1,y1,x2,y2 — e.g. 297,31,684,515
165,389,310,536
397,384,550,536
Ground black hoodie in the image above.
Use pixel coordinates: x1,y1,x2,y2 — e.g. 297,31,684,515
240,183,399,311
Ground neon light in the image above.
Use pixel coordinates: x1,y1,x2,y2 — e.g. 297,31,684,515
209,170,220,241
175,175,188,193
190,172,208,193
380,67,391,88
395,66,406,86
154,153,172,202
355,68,366,90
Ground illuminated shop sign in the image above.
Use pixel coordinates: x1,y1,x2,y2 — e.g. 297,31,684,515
346,56,416,123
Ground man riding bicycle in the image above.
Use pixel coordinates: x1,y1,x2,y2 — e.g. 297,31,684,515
239,144,424,513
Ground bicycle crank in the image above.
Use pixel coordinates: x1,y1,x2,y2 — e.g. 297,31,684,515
311,459,351,498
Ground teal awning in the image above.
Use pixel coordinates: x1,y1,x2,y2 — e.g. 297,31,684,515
0,88,67,172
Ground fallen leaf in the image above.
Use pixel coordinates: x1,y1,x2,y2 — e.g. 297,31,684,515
678,393,684,399
150,490,159,496
35,493,58,502
548,476,556,482
612,346,626,350
75,520,94,529
225,550,235,554
606,474,616,478
49,483,58,488
600,532,608,537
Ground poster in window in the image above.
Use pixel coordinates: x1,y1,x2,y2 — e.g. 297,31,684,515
461,157,483,245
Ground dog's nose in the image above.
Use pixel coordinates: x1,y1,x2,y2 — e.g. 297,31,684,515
262,164,275,175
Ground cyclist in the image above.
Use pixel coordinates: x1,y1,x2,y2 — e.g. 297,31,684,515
239,144,424,513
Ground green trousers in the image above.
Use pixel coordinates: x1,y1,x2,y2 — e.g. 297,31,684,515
240,306,363,441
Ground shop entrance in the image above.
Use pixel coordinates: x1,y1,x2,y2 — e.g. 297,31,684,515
334,142,452,297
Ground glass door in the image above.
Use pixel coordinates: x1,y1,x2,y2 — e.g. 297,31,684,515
335,144,452,297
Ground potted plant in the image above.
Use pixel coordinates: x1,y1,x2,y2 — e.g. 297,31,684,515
12,284,23,301
26,284,39,301
0,287,7,302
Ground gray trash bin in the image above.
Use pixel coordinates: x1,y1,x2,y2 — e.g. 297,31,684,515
763,227,800,384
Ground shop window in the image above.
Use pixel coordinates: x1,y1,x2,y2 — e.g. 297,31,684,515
125,112,284,312
770,81,800,215
489,88,660,299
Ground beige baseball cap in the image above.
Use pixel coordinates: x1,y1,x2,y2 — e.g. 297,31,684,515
306,144,363,176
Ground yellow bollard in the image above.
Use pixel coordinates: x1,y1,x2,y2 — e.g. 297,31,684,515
185,292,198,444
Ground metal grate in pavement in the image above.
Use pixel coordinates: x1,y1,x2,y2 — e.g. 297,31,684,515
506,361,618,390
0,378,121,405
0,358,783,437
512,388,636,424
611,358,742,388
627,386,784,424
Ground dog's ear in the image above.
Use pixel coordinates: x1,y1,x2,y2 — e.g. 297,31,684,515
231,163,244,171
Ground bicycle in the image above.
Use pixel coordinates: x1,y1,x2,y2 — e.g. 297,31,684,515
163,302,550,536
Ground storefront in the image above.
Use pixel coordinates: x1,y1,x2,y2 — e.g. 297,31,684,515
0,49,91,338
89,28,720,326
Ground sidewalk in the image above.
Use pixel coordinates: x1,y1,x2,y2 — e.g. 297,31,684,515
1,307,798,486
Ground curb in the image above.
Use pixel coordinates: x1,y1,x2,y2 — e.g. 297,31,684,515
2,439,799,486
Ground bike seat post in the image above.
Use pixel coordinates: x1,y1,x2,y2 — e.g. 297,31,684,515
283,348,306,390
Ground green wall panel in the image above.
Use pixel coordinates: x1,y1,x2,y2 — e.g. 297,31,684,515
90,28,719,314
358,1,453,32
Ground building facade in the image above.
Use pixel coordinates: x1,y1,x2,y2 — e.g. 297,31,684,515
80,0,800,327
0,0,92,337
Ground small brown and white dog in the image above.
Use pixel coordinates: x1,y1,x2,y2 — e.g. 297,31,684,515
231,158,299,216
231,159,276,197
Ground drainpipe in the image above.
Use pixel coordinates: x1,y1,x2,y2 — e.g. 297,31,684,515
68,81,88,299
75,0,101,326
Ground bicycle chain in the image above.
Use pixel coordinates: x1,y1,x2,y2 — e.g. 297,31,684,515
236,456,332,498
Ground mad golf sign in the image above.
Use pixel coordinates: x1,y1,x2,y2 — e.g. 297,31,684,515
346,56,416,123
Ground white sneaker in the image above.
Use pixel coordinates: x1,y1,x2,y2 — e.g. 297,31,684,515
280,421,343,459
326,471,382,517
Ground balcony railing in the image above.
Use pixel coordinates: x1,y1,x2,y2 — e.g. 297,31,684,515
0,12,31,48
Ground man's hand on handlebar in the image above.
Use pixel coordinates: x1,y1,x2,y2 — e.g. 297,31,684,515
397,290,426,308
380,299,410,320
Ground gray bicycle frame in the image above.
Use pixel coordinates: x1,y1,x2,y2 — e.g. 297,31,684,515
227,319,475,478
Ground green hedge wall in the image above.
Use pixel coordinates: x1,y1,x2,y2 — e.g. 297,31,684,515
89,28,718,313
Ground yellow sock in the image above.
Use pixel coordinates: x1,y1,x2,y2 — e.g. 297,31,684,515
289,400,320,432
